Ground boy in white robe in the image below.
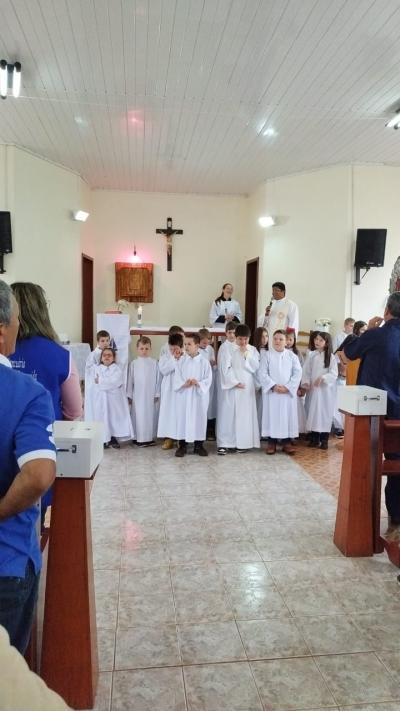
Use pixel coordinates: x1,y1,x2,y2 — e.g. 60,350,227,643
198,327,217,440
127,336,160,447
301,332,338,450
157,333,184,449
89,347,133,448
84,330,110,420
259,330,302,455
159,325,185,359
217,323,260,454
174,333,212,457
216,322,236,454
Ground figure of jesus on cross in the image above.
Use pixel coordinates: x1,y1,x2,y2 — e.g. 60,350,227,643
156,217,183,271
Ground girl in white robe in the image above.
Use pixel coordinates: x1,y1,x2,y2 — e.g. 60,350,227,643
285,330,306,434
157,334,185,447
217,324,260,453
174,334,212,455
259,330,302,454
127,336,160,446
209,283,242,326
90,348,133,448
198,329,217,439
301,332,338,450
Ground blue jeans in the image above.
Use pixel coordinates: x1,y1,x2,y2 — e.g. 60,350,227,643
0,559,40,654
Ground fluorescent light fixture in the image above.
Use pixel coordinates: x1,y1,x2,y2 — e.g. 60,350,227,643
263,128,276,137
386,111,400,129
12,62,21,97
258,215,275,228
0,60,7,98
72,210,89,222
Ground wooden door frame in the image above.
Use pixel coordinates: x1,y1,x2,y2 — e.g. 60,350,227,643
81,254,94,347
245,257,259,334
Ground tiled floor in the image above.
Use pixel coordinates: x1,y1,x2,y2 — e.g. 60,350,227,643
87,442,400,711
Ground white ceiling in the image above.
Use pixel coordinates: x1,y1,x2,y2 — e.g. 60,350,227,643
1,0,400,195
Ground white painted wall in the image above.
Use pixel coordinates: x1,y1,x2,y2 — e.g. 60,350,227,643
90,189,246,331
351,165,400,321
0,146,87,342
243,166,353,334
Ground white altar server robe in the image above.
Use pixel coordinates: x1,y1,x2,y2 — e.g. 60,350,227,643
209,298,242,326
199,344,217,419
84,347,102,421
301,351,338,432
127,357,160,441
254,349,268,432
174,353,212,442
218,344,260,449
157,351,182,439
90,363,133,443
259,350,302,439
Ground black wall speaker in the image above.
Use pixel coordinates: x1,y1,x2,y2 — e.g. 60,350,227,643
0,212,12,254
354,228,387,268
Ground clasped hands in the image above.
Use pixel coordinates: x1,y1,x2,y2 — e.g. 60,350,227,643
273,384,289,394
184,378,199,388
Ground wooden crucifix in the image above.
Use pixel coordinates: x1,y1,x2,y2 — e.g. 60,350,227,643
156,217,183,271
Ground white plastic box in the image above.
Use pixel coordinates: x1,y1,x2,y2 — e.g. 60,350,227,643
54,421,104,478
337,385,387,416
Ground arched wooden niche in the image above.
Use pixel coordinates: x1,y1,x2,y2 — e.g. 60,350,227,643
115,262,153,303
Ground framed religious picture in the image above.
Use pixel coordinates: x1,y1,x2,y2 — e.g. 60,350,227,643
390,256,400,294
115,262,153,303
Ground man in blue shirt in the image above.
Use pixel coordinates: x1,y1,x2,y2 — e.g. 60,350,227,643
0,281,56,654
344,292,400,527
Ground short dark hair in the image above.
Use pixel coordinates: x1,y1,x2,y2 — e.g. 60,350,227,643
169,333,184,347
272,281,286,292
353,320,367,336
186,332,200,344
225,321,237,332
97,330,110,340
168,325,184,335
137,336,151,347
198,328,210,339
235,324,251,338
387,292,400,318
100,347,116,361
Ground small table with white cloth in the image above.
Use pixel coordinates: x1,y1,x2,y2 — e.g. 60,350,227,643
63,342,91,381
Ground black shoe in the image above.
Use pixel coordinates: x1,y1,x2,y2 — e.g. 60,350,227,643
197,445,208,457
227,448,237,454
130,440,137,446
175,445,186,458
320,441,328,450
237,448,249,453
217,447,227,455
307,440,319,448
110,437,120,449
334,429,344,438
104,442,110,449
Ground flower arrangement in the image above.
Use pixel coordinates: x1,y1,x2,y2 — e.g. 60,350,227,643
315,317,332,331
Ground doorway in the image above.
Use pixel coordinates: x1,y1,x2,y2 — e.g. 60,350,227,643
81,254,94,346
245,257,259,335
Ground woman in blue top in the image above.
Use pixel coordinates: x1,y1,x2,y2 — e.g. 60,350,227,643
9,282,82,523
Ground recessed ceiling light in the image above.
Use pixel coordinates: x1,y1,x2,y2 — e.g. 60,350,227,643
74,116,88,127
263,128,276,137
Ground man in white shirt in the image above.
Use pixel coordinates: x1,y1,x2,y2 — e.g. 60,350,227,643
258,282,299,348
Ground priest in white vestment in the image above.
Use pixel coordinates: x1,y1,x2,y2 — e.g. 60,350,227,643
258,282,299,347
258,330,302,454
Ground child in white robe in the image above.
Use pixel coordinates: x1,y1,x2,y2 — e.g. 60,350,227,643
301,331,338,450
253,327,269,435
259,330,302,455
157,333,184,449
285,329,306,435
84,330,110,420
198,327,217,440
127,336,160,447
159,325,185,359
174,333,212,457
216,321,236,454
89,347,133,448
217,323,260,454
